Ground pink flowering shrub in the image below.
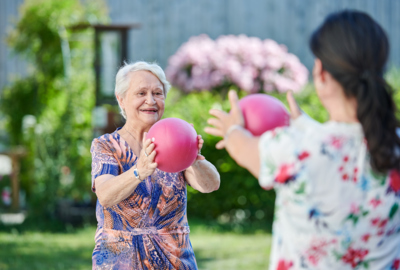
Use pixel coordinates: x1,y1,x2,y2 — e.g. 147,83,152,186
166,34,309,94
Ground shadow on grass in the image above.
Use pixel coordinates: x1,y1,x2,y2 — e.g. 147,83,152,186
194,254,215,269
188,217,272,234
0,240,92,270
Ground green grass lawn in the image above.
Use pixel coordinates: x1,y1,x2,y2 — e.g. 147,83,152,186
190,223,272,270
0,222,271,270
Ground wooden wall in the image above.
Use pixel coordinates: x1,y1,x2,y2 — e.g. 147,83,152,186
1,0,399,91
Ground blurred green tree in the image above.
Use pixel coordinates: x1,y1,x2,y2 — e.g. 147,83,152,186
0,0,109,218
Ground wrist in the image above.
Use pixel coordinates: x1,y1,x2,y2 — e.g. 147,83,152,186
224,125,243,142
133,163,143,181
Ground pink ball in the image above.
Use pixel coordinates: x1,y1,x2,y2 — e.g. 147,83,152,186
238,94,290,136
147,118,198,173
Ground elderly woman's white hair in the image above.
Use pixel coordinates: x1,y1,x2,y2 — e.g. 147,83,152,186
115,61,171,119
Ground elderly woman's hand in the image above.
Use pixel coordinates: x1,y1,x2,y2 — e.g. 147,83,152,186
195,135,205,162
136,132,158,180
188,123,205,165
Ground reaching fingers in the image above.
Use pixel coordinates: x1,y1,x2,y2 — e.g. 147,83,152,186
286,91,302,119
204,127,224,137
228,90,240,113
207,118,222,128
208,109,228,120
215,140,225,149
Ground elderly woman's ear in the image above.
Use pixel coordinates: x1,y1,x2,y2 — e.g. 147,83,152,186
116,95,125,113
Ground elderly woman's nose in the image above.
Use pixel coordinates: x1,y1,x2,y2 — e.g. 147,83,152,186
146,92,156,104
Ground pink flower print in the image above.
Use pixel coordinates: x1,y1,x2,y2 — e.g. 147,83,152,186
298,151,310,161
275,163,295,184
342,246,369,268
338,158,358,183
361,234,370,242
389,170,400,193
369,197,382,208
305,238,332,266
350,203,360,215
378,218,388,229
370,217,388,235
352,168,358,182
277,259,293,270
391,259,400,270
330,136,344,149
371,217,380,226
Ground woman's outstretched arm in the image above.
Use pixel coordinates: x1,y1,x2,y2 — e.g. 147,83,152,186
204,90,301,178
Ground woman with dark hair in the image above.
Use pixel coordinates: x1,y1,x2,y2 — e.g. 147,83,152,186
206,10,400,269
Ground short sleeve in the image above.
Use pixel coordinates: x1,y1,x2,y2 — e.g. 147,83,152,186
258,114,313,189
90,138,120,192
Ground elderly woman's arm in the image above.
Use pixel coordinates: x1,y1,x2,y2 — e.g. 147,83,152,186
184,134,220,193
94,137,157,208
184,135,220,193
184,159,220,193
94,171,141,208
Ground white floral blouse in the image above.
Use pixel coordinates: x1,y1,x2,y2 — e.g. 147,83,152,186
259,114,400,270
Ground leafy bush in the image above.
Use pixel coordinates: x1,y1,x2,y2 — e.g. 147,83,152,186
0,0,108,217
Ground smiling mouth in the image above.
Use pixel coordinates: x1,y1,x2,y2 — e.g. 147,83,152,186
141,108,158,113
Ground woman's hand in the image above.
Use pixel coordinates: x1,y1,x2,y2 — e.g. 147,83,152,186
287,91,302,119
204,90,245,149
136,132,158,180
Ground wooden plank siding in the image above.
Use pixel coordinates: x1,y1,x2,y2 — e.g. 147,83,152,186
0,0,27,92
1,0,399,92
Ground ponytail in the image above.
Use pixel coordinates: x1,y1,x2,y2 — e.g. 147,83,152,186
355,73,400,172
310,10,400,173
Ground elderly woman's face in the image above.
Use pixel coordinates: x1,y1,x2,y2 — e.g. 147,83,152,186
120,70,165,128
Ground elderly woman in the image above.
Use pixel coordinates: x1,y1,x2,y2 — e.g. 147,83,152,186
90,61,220,269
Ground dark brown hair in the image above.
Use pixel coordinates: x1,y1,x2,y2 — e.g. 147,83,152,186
310,10,400,173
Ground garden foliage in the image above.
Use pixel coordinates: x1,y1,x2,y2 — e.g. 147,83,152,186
0,0,108,217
